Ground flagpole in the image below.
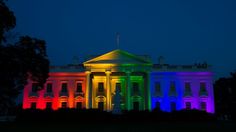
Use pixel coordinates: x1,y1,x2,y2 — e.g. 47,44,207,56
116,32,120,49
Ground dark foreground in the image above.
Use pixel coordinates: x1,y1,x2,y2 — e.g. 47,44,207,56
0,122,235,132
1,109,235,132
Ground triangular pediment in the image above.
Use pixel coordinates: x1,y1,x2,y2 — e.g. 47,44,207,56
83,49,151,65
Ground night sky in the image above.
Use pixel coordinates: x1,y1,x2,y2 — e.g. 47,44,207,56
7,0,236,79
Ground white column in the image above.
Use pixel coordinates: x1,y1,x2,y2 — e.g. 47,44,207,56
106,71,111,111
85,71,91,109
126,71,131,110
146,72,151,110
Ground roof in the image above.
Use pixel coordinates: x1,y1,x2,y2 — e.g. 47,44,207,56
83,49,151,65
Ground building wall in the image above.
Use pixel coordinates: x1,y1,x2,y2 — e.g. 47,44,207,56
150,72,214,113
23,71,215,113
23,72,86,110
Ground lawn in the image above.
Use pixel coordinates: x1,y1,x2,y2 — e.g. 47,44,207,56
0,122,235,132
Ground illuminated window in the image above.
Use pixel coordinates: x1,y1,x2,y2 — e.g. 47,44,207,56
133,82,139,94
61,83,67,92
76,83,82,92
155,82,161,95
98,82,104,92
185,102,191,110
170,102,176,111
200,82,207,95
184,82,192,95
200,102,206,111
76,102,82,109
46,83,52,93
31,102,37,109
46,102,52,109
170,81,175,90
61,102,67,108
185,82,191,91
169,81,176,95
32,83,39,92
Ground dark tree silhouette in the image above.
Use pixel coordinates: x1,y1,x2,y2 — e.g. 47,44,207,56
0,0,49,114
214,72,236,120
0,0,16,44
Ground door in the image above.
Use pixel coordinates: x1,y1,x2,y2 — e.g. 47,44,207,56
76,102,82,109
133,102,139,110
98,102,104,111
170,102,176,112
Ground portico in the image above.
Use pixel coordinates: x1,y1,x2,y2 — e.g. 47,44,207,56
83,49,152,111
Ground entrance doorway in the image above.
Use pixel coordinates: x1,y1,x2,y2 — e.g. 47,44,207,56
133,102,139,110
76,102,82,109
98,102,104,111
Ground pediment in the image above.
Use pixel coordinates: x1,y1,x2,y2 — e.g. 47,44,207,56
83,49,151,65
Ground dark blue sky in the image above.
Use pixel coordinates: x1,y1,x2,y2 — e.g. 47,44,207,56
7,0,236,79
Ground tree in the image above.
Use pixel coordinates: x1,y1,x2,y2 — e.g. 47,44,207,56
0,0,16,44
214,72,236,120
0,0,49,114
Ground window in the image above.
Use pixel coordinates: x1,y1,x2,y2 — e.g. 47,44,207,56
155,101,160,109
98,82,104,92
46,102,52,109
31,102,37,109
200,102,206,111
169,81,176,95
170,81,175,90
46,83,52,93
32,83,39,92
133,82,139,94
185,102,191,110
155,82,161,95
184,82,192,95
185,82,191,91
76,83,82,92
170,102,176,111
61,83,67,92
76,102,82,109
200,82,207,94
200,82,206,89
61,102,67,108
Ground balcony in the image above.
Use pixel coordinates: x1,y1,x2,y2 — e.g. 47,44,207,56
74,92,84,97
44,92,54,97
29,92,39,97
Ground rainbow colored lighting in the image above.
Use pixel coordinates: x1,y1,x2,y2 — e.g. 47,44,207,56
23,50,215,113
